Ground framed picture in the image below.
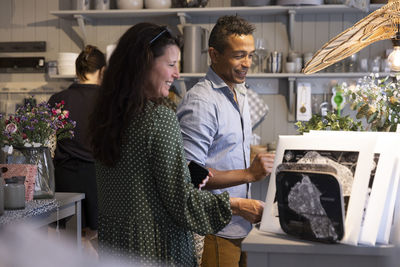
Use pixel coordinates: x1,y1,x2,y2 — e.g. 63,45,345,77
305,131,400,245
355,134,400,245
259,134,376,245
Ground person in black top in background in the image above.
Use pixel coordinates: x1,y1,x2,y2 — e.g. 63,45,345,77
48,45,106,244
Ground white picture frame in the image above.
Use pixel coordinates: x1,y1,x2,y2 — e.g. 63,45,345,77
307,131,400,245
389,157,400,246
379,156,400,244
259,134,376,245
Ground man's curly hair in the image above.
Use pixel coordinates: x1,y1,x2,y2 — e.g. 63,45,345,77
209,15,255,53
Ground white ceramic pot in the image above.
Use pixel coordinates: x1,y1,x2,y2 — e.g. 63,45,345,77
145,0,171,9
117,0,143,9
95,0,110,10
73,0,90,10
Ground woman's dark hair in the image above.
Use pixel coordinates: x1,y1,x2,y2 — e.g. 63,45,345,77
209,15,255,53
75,45,106,81
89,22,181,167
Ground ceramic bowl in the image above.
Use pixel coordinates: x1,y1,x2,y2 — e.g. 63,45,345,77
145,0,171,9
117,0,143,9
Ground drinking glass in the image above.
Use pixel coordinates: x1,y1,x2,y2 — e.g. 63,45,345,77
255,38,268,72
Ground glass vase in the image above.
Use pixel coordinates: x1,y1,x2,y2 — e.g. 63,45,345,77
3,147,55,199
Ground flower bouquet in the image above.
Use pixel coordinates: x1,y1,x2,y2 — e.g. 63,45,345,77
1,100,75,148
1,99,76,199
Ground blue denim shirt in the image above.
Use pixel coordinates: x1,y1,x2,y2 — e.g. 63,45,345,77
177,67,252,239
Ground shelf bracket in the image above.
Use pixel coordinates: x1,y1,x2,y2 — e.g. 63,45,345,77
73,15,89,46
287,77,296,122
177,12,191,25
288,9,296,51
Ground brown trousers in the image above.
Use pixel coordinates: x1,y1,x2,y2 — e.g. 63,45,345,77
201,234,247,267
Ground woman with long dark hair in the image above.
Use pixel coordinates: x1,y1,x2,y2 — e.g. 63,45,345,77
89,23,234,266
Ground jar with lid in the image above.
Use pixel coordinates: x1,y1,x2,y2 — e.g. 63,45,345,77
0,168,5,215
4,176,25,210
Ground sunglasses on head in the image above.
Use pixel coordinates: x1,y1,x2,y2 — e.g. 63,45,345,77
149,26,172,45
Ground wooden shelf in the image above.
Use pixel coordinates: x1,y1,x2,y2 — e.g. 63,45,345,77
179,72,390,79
50,4,383,48
50,72,391,80
50,4,383,19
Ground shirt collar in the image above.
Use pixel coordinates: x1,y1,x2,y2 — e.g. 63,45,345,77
206,67,247,97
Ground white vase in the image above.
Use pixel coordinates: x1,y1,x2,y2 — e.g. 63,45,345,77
117,0,143,9
145,0,171,9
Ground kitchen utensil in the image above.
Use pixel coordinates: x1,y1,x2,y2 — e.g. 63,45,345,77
183,25,209,73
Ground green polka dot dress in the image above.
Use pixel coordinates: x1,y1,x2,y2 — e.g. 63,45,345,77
96,102,232,266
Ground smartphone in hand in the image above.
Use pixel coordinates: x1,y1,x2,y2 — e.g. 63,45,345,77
188,161,209,189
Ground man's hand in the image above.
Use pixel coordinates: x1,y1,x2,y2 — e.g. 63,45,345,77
246,153,275,182
230,198,265,224
199,171,213,190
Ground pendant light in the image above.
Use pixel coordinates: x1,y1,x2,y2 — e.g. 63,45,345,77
388,30,400,72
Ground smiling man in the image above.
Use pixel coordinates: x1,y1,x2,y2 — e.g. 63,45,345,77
177,16,270,267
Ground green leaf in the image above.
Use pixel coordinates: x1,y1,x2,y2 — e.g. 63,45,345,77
367,112,378,124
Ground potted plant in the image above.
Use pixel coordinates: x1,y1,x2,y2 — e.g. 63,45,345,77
295,111,363,134
342,74,400,132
